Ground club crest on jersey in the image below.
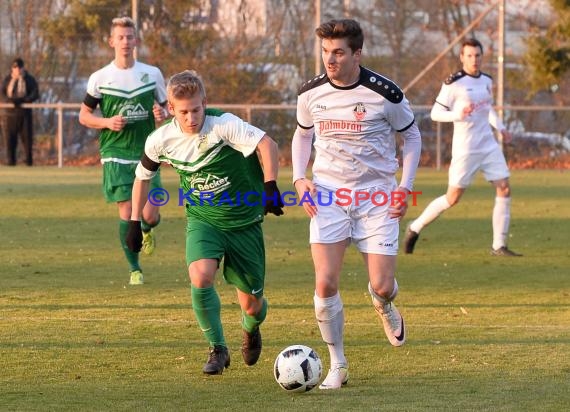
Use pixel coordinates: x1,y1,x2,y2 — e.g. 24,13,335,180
197,134,209,152
140,73,149,83
353,102,366,121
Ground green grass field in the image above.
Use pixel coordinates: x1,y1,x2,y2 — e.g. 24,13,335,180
1,166,569,411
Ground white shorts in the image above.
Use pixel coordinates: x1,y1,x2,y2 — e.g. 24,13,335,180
309,184,400,255
448,148,510,188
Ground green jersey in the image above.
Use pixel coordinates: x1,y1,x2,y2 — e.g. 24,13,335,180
138,109,266,230
84,61,167,163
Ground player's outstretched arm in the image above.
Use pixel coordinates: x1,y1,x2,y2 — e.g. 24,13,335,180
127,178,150,252
291,126,317,218
291,126,313,183
256,135,284,216
126,178,150,252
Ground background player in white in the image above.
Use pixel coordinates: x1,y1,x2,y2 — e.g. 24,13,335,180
292,19,422,389
127,70,283,375
79,17,168,285
404,38,521,257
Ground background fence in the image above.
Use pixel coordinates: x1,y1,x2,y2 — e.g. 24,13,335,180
1,102,569,169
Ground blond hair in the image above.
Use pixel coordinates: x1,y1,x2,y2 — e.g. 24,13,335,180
167,70,207,101
110,16,136,35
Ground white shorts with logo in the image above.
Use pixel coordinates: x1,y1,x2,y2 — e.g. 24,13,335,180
448,148,510,188
309,184,400,255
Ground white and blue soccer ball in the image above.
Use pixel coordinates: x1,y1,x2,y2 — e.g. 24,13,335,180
274,344,322,393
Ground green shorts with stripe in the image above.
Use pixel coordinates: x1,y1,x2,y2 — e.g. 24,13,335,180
186,219,266,297
102,161,162,203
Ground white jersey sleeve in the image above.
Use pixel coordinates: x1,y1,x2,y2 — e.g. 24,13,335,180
151,66,168,105
135,125,166,180
399,122,422,191
209,112,265,157
291,126,314,182
488,106,506,132
385,96,415,132
431,82,463,122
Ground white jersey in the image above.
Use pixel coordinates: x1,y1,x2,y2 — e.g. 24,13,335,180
432,70,504,157
296,67,415,190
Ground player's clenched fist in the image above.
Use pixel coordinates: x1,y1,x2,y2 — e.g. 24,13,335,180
107,115,127,131
263,180,284,216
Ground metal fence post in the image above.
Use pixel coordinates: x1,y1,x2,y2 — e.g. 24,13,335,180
57,103,64,168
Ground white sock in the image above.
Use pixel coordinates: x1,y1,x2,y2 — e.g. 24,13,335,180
492,196,511,250
314,292,347,368
409,195,451,233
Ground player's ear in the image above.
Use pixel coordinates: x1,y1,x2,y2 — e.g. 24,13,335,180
167,102,175,116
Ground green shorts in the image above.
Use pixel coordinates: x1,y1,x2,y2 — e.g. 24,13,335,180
186,219,266,297
102,161,162,203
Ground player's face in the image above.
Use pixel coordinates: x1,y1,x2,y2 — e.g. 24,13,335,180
460,45,483,76
168,94,206,135
321,38,361,86
109,26,138,58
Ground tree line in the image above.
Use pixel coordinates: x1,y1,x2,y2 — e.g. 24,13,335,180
0,0,567,106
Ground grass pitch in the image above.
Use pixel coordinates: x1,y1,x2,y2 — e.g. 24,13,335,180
0,166,569,411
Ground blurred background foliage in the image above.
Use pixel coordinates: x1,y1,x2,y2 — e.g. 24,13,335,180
0,0,568,166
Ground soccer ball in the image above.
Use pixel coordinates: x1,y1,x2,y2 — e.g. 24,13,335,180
274,344,322,393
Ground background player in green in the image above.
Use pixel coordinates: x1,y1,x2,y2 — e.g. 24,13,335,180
127,70,284,375
79,17,168,285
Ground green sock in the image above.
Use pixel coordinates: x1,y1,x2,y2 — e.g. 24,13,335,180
141,214,160,233
242,297,267,333
119,219,140,272
191,285,226,347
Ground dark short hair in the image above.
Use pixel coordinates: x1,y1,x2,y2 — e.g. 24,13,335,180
315,19,364,53
12,58,24,68
461,38,483,54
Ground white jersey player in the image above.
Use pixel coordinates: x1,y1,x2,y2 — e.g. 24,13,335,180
404,38,521,257
292,19,422,390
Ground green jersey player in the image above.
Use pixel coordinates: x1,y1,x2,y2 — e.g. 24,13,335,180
79,17,168,285
127,70,284,375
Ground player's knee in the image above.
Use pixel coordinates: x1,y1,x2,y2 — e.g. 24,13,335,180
368,279,398,302
496,185,510,197
445,193,461,206
242,306,257,317
188,268,215,288
243,296,264,316
445,188,464,206
315,276,339,297
142,213,160,227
